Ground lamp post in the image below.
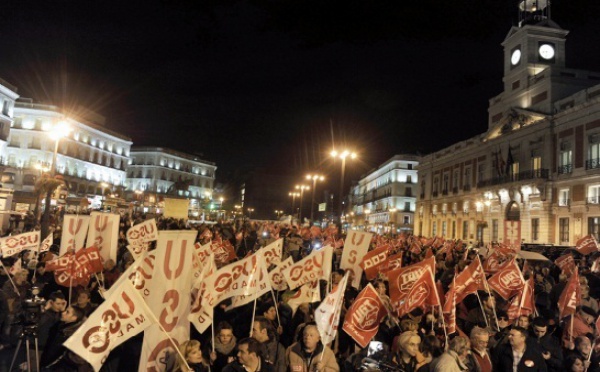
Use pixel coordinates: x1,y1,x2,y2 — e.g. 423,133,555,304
41,120,72,238
247,207,254,220
331,149,357,222
289,191,299,217
295,184,310,222
274,210,283,219
306,174,324,222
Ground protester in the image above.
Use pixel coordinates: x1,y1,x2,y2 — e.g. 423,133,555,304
173,340,209,372
561,306,596,349
564,354,586,372
531,317,563,372
392,331,421,372
494,326,548,371
429,335,470,372
224,337,274,372
467,327,492,372
38,290,67,349
251,316,286,372
286,323,339,372
209,321,238,372
73,289,97,317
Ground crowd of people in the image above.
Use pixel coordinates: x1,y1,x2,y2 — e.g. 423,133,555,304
1,211,600,372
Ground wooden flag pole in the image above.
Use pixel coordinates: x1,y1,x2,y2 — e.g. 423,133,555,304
474,291,490,328
270,288,282,327
250,298,258,337
211,322,216,353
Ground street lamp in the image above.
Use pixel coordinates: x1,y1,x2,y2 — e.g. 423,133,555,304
331,149,357,222
289,191,300,217
274,210,283,219
295,184,310,222
41,120,72,238
247,207,254,219
306,174,324,222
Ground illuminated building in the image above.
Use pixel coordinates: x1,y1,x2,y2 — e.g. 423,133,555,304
416,3,600,245
349,154,419,234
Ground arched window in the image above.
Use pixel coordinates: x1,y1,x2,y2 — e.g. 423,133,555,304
506,201,520,221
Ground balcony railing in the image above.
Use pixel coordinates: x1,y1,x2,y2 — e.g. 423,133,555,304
432,191,439,198
588,196,600,204
442,189,449,196
476,169,549,188
558,199,570,207
452,187,459,194
586,158,600,170
557,164,572,174
463,184,471,192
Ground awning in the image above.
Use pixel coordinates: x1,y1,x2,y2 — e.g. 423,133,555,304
517,250,550,261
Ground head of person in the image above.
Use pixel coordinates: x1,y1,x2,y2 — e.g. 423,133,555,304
575,335,593,358
176,340,204,367
251,316,273,343
104,259,116,271
76,290,91,307
517,315,531,329
496,310,510,330
236,337,261,368
508,326,528,350
260,303,277,322
532,317,549,339
578,306,597,325
374,279,388,296
301,323,321,352
216,322,235,346
331,269,345,285
480,292,495,311
448,335,471,361
469,327,489,353
61,306,85,324
14,269,28,285
48,291,67,313
398,331,421,359
565,354,586,372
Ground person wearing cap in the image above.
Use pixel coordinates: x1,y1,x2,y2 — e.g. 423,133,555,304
561,306,596,349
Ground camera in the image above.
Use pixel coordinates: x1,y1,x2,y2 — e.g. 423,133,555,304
20,286,46,325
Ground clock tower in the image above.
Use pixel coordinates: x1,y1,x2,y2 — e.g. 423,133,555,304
488,1,572,129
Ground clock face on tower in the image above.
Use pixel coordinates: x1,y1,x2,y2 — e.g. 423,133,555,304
511,49,521,65
539,44,555,60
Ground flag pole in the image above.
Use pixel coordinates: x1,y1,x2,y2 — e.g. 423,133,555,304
570,314,574,348
250,298,258,337
270,288,281,327
439,304,449,349
319,272,348,363
211,322,216,353
478,255,500,331
474,291,490,328
0,260,20,296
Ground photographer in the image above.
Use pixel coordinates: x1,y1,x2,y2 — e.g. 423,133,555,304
37,291,67,349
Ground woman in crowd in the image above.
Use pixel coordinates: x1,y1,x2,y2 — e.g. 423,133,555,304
393,331,421,372
173,340,209,372
209,322,238,372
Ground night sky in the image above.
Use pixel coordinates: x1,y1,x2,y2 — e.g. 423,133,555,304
2,0,600,184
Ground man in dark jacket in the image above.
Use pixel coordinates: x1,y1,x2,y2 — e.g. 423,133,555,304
251,316,286,372
37,290,67,349
223,337,274,372
531,317,563,372
494,326,547,371
40,306,90,370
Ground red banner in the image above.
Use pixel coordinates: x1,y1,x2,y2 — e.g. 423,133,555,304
451,258,487,303
555,253,576,276
574,235,599,255
46,246,104,287
342,284,388,348
558,268,581,319
395,267,439,316
388,256,435,309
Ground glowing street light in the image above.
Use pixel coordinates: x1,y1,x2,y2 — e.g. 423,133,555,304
247,207,255,219
331,149,357,221
295,184,310,222
306,174,324,221
289,191,300,217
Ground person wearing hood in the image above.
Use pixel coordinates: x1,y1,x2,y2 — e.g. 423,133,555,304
286,322,339,372
209,321,238,371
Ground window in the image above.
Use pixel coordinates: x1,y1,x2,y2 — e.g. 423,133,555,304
464,167,471,188
453,170,459,189
558,189,570,206
432,221,437,236
463,221,469,240
443,174,449,193
452,221,456,238
478,164,485,183
442,221,447,237
531,218,539,241
404,202,411,211
406,175,412,184
405,187,412,197
589,217,600,242
588,134,600,169
559,218,569,242
492,219,499,241
559,142,572,174
407,164,413,170
588,185,600,204
403,216,410,224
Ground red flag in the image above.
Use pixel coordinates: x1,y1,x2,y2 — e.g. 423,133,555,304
388,256,435,308
487,259,525,300
45,246,104,287
443,277,457,334
395,267,440,317
574,235,599,255
451,258,487,303
558,268,581,319
507,276,535,320
379,252,404,276
359,245,390,280
342,284,388,348
210,240,237,263
555,253,576,276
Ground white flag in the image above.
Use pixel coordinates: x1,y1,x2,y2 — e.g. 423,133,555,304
60,215,91,255
64,280,156,372
282,246,333,290
39,234,53,253
340,230,372,288
270,257,294,291
87,212,120,262
226,255,271,310
257,238,283,266
287,281,321,315
189,254,216,334
315,272,349,346
127,219,158,247
104,251,155,299
139,230,197,372
0,231,41,257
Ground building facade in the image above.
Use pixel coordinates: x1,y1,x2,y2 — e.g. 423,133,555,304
125,147,216,217
2,100,132,209
349,154,419,234
416,4,600,246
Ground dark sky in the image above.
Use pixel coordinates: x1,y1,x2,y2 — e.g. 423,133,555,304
2,0,600,184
